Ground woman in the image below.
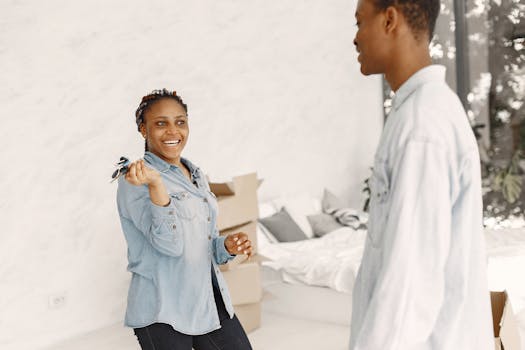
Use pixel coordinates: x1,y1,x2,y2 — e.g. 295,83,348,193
115,89,254,350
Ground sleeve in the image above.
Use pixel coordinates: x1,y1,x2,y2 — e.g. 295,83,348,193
117,177,183,257
212,235,236,265
353,140,452,349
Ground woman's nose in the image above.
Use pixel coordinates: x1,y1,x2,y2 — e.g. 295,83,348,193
166,124,178,134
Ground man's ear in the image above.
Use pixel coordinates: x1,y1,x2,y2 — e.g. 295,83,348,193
384,6,399,35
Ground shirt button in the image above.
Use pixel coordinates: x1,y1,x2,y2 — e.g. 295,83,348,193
172,224,176,229
203,198,208,203
207,217,211,222
168,211,174,215
208,235,211,240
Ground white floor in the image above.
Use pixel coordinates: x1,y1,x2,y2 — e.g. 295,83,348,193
46,287,352,350
44,263,525,350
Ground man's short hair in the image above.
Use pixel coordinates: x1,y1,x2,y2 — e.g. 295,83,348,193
374,0,441,41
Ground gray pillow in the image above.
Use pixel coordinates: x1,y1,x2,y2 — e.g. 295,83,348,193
307,213,344,237
258,207,308,242
322,188,344,214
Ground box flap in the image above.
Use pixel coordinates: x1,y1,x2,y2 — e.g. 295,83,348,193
209,173,261,198
209,182,236,196
500,291,521,350
491,291,505,337
211,173,261,230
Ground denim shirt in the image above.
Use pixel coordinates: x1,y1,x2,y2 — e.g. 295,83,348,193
116,151,235,335
350,66,493,349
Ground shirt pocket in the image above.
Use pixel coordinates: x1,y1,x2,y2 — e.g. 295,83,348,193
169,191,200,220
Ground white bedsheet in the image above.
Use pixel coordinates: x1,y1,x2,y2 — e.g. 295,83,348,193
260,227,366,293
260,227,525,311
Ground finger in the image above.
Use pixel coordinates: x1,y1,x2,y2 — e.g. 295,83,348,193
244,247,253,256
129,162,137,176
235,242,246,252
127,163,138,182
136,160,145,181
236,233,247,245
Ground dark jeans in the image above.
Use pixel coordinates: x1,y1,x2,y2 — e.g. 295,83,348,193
134,315,252,350
134,277,252,350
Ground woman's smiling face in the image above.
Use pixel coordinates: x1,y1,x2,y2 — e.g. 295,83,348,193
140,98,189,165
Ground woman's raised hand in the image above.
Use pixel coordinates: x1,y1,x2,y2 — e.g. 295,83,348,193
125,159,161,186
224,233,253,257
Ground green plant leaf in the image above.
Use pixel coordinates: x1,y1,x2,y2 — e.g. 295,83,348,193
501,172,523,203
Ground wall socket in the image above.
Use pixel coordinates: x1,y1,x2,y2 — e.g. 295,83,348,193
48,292,67,309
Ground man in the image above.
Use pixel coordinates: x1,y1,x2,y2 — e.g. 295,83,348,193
349,0,494,349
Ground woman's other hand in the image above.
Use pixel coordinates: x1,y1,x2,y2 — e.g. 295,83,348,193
125,159,161,186
224,233,253,257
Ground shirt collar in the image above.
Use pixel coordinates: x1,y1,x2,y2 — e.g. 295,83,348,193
391,65,446,111
144,151,200,179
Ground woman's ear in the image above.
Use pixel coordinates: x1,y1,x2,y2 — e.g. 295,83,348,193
139,123,147,138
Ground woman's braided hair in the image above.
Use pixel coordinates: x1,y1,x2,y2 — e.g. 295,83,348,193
135,88,188,131
135,88,188,151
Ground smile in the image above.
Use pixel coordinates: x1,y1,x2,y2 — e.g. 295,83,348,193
163,140,181,147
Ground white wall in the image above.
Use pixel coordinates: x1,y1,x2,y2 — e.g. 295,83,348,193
0,1,383,349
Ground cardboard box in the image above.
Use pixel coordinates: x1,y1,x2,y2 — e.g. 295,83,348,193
491,291,521,350
222,260,262,305
210,173,261,231
219,252,268,272
219,254,249,271
234,302,261,333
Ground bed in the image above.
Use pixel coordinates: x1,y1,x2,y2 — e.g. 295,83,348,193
256,198,525,348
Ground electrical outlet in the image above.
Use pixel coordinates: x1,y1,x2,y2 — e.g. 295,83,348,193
48,292,67,309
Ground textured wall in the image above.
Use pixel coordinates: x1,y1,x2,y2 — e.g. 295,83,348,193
0,1,382,349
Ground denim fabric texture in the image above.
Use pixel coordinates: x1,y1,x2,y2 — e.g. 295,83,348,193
117,151,235,335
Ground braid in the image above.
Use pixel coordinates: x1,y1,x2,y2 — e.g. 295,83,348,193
135,88,188,131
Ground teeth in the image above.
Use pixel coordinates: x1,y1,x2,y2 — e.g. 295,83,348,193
164,140,181,145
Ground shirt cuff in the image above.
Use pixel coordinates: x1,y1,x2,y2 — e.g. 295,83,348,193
215,235,236,264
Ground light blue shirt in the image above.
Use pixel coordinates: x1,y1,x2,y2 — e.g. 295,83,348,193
117,151,235,335
350,65,494,349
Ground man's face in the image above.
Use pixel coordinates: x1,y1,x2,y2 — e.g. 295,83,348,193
353,0,390,75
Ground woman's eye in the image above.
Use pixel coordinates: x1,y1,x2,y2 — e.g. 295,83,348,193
177,120,186,126
156,121,166,126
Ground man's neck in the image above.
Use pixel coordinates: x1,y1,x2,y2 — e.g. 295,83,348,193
384,46,433,92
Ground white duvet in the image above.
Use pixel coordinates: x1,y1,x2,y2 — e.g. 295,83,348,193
260,227,367,294
260,227,525,308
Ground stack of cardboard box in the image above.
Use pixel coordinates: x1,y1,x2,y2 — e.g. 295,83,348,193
209,173,263,333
